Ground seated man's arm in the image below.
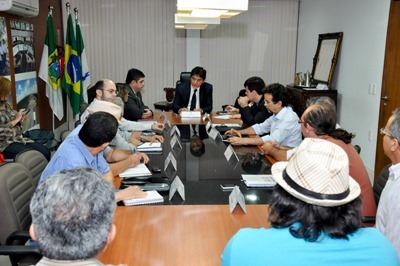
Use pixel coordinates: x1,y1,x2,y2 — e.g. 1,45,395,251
262,141,291,161
202,84,213,114
105,148,149,176
172,85,185,113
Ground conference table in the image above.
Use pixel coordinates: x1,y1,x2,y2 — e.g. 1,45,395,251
99,112,274,265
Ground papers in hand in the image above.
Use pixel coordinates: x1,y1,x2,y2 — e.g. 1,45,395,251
242,174,276,187
119,163,152,178
123,190,164,206
137,142,162,152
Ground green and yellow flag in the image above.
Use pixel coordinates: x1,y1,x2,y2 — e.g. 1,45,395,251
38,11,63,120
61,11,83,118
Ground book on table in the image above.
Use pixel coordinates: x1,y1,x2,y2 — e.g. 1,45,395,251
242,174,277,187
123,190,164,206
119,163,152,178
137,142,162,152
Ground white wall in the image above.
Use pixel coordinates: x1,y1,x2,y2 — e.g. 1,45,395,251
296,0,390,180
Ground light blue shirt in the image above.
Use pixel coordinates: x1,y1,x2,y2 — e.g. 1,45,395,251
252,106,302,147
39,127,110,183
222,227,399,266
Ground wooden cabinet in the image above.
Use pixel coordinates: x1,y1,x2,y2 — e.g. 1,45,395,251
286,85,338,117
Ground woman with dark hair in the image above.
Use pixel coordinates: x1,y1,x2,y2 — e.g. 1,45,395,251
221,138,399,266
0,76,50,161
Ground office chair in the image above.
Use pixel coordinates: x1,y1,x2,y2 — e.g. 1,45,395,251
362,163,390,225
0,162,42,265
176,71,191,88
15,149,48,188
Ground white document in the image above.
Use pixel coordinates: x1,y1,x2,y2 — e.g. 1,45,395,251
181,111,201,118
169,175,185,201
119,163,152,178
229,186,246,213
137,142,162,152
213,115,231,120
212,123,242,128
242,174,277,187
137,119,157,125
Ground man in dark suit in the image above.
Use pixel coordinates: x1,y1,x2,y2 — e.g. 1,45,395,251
124,68,153,121
225,76,272,127
172,66,213,114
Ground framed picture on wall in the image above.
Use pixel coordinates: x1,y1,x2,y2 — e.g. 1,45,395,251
11,19,39,130
0,16,10,77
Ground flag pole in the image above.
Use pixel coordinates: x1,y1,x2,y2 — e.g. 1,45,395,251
48,5,55,132
65,2,70,129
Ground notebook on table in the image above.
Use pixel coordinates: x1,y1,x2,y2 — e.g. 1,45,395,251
119,163,152,178
242,174,276,187
123,190,164,206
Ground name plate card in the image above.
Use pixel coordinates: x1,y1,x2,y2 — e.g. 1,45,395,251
169,125,181,138
164,151,177,171
159,111,168,120
170,134,182,150
181,111,201,118
208,127,220,140
206,121,211,132
229,186,246,213
169,175,185,201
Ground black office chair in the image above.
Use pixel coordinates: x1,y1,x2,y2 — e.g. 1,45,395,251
363,163,390,225
0,162,42,265
176,71,191,88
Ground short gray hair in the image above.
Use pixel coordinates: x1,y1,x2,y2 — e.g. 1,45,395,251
389,108,400,142
30,167,116,260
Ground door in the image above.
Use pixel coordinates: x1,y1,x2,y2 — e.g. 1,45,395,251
375,0,400,177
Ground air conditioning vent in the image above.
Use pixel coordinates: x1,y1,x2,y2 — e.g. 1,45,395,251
0,0,39,18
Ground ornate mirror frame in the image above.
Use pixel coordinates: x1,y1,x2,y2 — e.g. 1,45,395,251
311,32,343,88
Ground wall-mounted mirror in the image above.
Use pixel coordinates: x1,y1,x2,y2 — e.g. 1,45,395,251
311,32,343,88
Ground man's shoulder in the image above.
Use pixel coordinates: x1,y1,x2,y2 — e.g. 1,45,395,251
201,82,213,90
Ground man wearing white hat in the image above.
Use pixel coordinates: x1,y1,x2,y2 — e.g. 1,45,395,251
376,108,400,260
221,138,399,266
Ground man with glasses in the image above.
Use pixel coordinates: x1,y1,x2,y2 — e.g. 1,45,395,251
124,68,153,121
376,108,400,259
225,83,301,147
172,66,213,114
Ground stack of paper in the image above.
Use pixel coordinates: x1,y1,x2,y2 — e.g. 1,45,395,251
242,174,276,187
123,190,164,206
137,142,162,152
120,163,152,178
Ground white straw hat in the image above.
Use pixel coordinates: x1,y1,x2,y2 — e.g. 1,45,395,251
271,138,361,207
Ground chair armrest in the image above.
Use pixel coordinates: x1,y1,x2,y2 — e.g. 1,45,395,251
6,231,31,245
362,216,376,225
0,245,41,256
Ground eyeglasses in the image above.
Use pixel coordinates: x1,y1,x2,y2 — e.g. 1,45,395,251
103,89,117,94
380,127,394,138
298,119,305,124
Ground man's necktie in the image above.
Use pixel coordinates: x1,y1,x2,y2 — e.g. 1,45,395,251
190,90,197,111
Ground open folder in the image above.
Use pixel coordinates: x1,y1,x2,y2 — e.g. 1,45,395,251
119,163,152,178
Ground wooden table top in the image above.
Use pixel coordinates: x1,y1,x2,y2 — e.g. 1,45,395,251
98,204,270,266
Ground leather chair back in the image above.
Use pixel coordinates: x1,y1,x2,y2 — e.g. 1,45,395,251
176,71,191,88
15,150,48,188
373,164,390,205
0,162,35,245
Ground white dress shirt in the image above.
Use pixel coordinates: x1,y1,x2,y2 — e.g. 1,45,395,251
188,86,200,110
376,162,400,260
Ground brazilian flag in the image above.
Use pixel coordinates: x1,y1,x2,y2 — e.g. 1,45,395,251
61,12,83,117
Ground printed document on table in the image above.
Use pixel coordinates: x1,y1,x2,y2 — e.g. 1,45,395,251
120,163,152,178
242,174,276,187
